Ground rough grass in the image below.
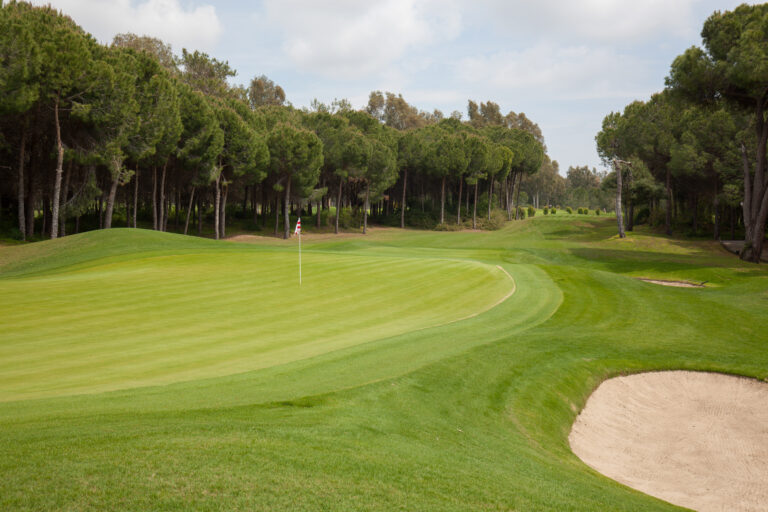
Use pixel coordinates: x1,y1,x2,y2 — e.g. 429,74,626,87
0,217,766,511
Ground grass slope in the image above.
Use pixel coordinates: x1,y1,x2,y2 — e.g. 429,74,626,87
1,216,767,511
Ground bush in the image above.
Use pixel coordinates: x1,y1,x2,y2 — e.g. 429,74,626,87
550,208,556,214
527,206,536,217
478,210,507,230
566,207,573,214
516,206,527,219
634,206,650,225
577,207,583,214
543,207,549,215
595,209,601,216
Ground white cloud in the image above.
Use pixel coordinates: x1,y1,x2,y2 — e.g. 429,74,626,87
259,0,462,79
475,0,701,43
456,43,656,101
30,0,221,52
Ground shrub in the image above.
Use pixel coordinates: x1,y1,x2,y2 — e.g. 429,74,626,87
595,209,601,216
577,207,582,214
478,210,507,230
543,207,549,215
527,206,536,217
550,208,556,214
516,206,527,219
566,207,573,214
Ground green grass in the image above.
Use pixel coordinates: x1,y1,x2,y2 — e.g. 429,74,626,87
0,216,766,510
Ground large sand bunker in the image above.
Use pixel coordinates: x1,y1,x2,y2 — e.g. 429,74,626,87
569,371,768,511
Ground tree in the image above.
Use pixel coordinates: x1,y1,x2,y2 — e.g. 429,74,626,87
463,133,490,228
0,1,41,240
667,4,768,261
212,99,269,239
362,135,398,233
425,127,467,225
176,83,224,232
266,123,323,239
179,48,236,99
248,74,285,108
25,4,98,238
112,33,176,72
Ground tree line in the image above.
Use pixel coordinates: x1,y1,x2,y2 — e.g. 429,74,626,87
0,1,553,242
597,3,768,262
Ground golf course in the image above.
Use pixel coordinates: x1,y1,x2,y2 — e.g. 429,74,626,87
1,213,766,510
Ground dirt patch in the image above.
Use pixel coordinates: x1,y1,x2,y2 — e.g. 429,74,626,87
226,227,399,244
637,278,705,288
569,371,768,511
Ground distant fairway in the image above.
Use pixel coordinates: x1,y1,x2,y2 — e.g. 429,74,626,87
1,216,767,511
0,230,512,400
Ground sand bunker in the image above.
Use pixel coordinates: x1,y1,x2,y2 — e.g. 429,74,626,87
638,278,704,288
569,371,768,511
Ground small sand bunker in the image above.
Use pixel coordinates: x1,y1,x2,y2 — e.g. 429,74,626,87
638,278,704,288
570,371,768,511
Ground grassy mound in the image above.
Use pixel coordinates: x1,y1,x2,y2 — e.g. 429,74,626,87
0,219,766,511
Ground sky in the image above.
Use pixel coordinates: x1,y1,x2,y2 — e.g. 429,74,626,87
31,0,756,174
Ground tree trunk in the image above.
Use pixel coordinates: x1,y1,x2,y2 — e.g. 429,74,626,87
335,179,343,234
152,167,158,230
400,168,407,229
104,158,121,229
514,173,523,220
363,181,370,234
214,173,221,240
197,196,203,236
158,162,167,231
472,182,478,229
614,160,626,238
25,162,34,238
274,197,280,236
220,181,228,238
133,165,139,228
175,185,181,232
17,124,26,240
184,187,195,235
713,179,720,240
60,160,71,237
50,95,64,239
487,176,493,220
457,178,463,224
665,167,672,235
440,175,446,224
505,177,511,221
283,177,292,239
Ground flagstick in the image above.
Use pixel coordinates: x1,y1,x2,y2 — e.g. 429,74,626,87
298,227,302,286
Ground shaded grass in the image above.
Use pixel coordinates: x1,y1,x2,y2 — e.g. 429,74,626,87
0,217,766,510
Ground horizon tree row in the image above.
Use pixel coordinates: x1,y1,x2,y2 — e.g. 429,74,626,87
0,1,551,242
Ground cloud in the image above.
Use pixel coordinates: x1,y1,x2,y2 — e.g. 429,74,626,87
456,43,657,102
29,0,221,52
475,0,701,43
259,0,462,79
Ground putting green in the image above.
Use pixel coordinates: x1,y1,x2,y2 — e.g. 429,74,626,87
0,234,513,401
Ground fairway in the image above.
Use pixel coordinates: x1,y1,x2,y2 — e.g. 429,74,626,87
1,216,767,511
